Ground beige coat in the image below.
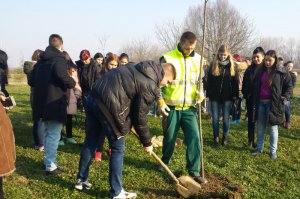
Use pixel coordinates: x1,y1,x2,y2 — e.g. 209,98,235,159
67,87,82,115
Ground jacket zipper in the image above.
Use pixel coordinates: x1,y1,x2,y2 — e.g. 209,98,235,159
220,67,226,95
182,58,187,110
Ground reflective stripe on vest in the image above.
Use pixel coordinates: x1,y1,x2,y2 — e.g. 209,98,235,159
162,47,201,110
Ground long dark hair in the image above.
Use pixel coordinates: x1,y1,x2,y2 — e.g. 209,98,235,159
264,50,277,87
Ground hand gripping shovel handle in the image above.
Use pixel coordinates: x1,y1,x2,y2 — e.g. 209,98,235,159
130,128,180,185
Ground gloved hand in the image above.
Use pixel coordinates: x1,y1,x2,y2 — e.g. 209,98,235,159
158,98,170,116
196,91,205,104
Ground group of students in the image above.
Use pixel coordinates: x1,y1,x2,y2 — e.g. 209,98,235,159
23,47,130,161
0,30,297,199
203,45,296,160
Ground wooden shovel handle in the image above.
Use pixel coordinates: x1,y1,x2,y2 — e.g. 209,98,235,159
151,151,180,184
130,128,180,184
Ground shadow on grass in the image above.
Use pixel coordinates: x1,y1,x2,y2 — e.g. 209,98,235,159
124,156,158,171
15,155,109,198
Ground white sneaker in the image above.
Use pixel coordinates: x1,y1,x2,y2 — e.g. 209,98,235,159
113,189,137,199
75,179,92,191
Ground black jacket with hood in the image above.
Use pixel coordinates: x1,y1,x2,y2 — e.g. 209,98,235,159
91,61,164,147
76,59,101,96
252,66,293,125
29,46,75,123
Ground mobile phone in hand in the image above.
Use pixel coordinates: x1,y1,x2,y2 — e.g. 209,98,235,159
1,96,16,107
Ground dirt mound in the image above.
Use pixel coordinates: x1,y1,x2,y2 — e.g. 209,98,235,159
196,173,246,199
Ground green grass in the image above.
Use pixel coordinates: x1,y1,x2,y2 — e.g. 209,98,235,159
3,84,300,199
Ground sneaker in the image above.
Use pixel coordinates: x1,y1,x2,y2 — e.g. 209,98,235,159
38,146,44,151
252,150,262,156
147,111,154,116
286,122,291,129
94,152,102,161
45,168,63,176
221,136,227,146
193,176,208,184
270,152,277,160
66,137,77,144
113,189,137,199
75,179,92,191
214,136,219,144
58,140,65,146
35,145,44,151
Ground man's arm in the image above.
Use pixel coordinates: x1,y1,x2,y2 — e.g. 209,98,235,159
131,94,153,147
53,59,76,89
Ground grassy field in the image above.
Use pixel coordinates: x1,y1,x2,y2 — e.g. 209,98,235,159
2,83,300,199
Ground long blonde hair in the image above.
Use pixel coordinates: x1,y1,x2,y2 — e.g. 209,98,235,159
211,44,235,77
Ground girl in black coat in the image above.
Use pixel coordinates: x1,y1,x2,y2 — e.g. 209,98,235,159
206,45,239,146
252,50,293,159
242,47,265,147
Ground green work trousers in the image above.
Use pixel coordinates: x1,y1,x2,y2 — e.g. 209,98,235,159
161,107,201,177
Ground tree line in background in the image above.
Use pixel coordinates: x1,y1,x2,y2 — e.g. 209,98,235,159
122,0,300,67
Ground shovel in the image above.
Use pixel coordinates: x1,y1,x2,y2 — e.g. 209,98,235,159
131,128,201,198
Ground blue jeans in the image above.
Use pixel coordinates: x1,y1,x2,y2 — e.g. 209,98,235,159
43,120,63,171
211,101,232,137
284,101,291,123
256,101,278,154
77,96,125,197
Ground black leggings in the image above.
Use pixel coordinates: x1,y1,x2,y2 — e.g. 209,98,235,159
96,131,106,152
0,75,9,97
66,115,73,138
0,177,3,199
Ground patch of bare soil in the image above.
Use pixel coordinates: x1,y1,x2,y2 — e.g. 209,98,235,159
194,173,246,199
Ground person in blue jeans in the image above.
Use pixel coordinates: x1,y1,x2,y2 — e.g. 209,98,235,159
75,61,175,199
283,61,297,129
242,47,265,147
206,45,239,146
29,34,79,175
251,50,292,159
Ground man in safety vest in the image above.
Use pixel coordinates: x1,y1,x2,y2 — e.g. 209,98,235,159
159,31,207,184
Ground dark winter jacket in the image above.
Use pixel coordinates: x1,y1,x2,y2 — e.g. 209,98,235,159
91,61,164,147
242,63,260,122
206,62,239,101
76,59,101,96
0,50,8,83
29,46,75,123
252,66,293,125
23,61,36,85
290,71,297,98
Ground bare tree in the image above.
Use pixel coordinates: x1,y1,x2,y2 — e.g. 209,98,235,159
155,19,182,51
96,34,109,53
154,0,254,62
185,0,254,59
121,38,164,62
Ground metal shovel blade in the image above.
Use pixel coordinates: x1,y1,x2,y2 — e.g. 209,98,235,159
178,176,201,194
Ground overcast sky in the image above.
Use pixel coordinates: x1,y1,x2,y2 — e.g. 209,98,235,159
0,0,299,68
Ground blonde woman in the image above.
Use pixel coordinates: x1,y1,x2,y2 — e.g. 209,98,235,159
206,45,239,145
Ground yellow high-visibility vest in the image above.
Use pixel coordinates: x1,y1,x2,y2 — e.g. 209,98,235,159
162,47,201,110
